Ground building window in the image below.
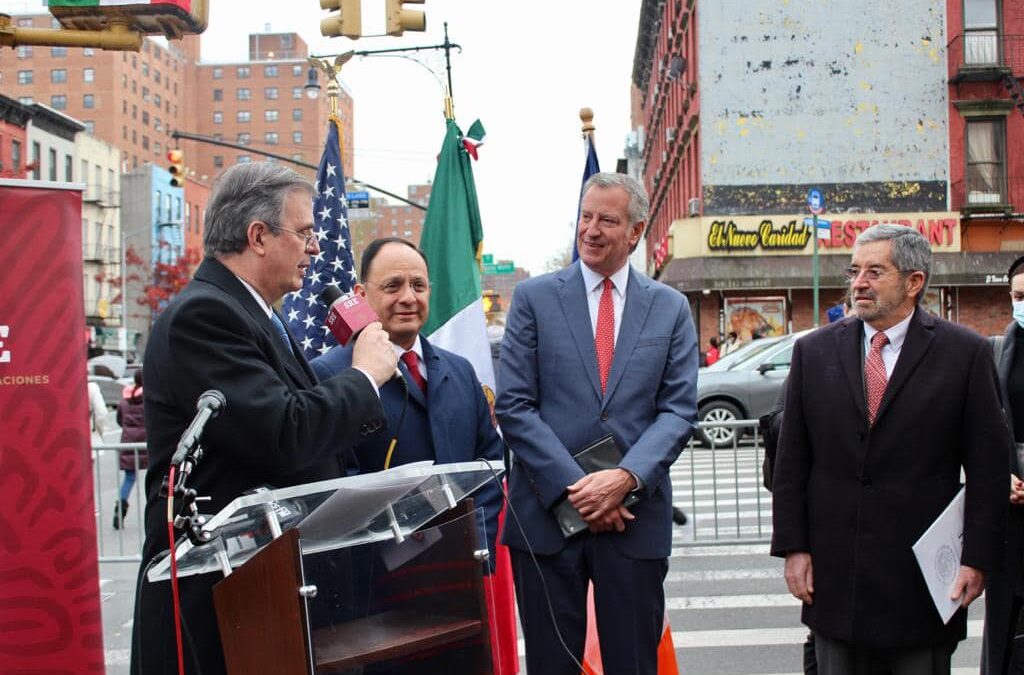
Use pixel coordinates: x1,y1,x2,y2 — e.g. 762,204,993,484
264,109,279,122
141,62,149,76
154,69,161,84
965,117,1006,204
212,66,223,79
83,94,94,108
282,34,294,49
237,132,251,145
292,87,303,99
51,46,67,57
123,125,127,139
237,110,251,122
132,130,137,144
83,47,94,57
31,142,40,179
132,104,138,119
18,96,33,104
237,66,250,78
238,154,251,163
11,140,21,173
264,87,278,100
154,94,162,107
213,111,223,124
212,133,223,141
265,132,279,145
154,141,161,155
64,154,72,182
264,65,278,77
131,80,136,93
84,120,94,134
17,70,32,84
142,110,149,124
236,88,251,100
213,88,223,101
142,135,150,150
292,108,302,121
964,0,1000,65
83,67,94,82
16,45,31,59
142,85,150,101
292,131,303,144
51,69,67,83
122,74,127,88
48,148,57,181
50,94,67,109
213,155,224,168
292,64,303,77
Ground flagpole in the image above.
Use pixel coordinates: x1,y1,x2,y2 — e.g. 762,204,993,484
580,107,596,149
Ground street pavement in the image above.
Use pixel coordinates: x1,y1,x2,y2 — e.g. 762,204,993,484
94,443,987,674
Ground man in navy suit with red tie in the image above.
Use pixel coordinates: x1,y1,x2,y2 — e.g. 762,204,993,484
310,237,503,561
497,173,699,673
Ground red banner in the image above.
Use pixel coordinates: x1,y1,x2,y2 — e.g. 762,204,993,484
0,180,105,671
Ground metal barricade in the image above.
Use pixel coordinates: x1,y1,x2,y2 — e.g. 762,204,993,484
92,442,146,562
677,419,772,545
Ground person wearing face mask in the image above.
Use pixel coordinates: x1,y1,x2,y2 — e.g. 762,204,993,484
981,256,1024,675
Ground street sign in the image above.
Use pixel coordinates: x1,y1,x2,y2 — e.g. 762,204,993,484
482,253,494,264
807,188,825,215
345,191,369,209
803,217,831,228
483,261,515,275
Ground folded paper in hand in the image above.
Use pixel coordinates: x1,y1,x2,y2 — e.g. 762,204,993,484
911,486,965,625
553,435,638,538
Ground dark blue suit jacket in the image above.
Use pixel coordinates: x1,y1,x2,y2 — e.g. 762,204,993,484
496,262,699,558
311,336,504,564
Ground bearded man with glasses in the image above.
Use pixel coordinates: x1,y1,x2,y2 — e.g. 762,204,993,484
772,223,1010,675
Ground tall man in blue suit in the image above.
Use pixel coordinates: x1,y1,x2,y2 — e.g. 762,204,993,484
310,237,504,562
497,172,699,674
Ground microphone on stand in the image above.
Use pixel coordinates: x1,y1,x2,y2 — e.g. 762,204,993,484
170,389,226,467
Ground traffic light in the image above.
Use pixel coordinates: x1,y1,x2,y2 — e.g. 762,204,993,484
384,0,426,36
320,0,362,39
167,149,185,188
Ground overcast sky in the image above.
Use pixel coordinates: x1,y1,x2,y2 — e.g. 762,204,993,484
1,0,640,275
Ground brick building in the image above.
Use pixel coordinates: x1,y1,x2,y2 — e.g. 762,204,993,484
0,94,29,178
632,0,1024,343
350,183,432,264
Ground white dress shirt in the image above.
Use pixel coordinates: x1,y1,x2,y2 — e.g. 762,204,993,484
862,309,914,378
580,261,630,343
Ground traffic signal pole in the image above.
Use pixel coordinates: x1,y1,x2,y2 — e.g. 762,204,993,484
169,130,426,211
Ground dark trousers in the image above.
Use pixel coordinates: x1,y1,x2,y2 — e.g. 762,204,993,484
815,632,956,675
510,534,667,675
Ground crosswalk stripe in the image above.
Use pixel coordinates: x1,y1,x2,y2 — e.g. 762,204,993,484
666,568,781,582
667,593,799,609
671,620,983,649
672,543,771,557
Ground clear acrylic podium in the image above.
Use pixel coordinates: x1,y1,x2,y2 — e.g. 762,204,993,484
148,460,503,674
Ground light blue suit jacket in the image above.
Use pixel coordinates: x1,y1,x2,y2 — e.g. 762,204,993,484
496,262,698,558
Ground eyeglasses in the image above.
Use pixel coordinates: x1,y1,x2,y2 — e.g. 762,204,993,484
268,223,317,249
843,266,900,283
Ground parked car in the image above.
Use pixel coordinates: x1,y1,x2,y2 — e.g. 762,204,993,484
695,330,813,448
87,374,123,411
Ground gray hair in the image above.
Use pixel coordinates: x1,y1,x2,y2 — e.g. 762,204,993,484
203,162,315,258
854,223,931,299
582,172,649,226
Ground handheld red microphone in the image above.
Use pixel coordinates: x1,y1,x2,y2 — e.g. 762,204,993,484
321,286,380,346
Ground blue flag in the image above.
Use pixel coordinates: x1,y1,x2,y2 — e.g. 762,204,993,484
572,134,601,262
281,119,356,360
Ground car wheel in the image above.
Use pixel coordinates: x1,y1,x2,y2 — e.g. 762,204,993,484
698,401,742,448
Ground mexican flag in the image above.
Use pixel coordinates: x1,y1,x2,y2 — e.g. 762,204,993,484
420,118,495,391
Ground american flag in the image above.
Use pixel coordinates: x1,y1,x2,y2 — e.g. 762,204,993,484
282,119,356,360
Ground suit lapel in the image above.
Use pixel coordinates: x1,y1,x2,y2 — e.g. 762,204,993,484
837,318,868,422
603,267,653,403
422,339,451,463
557,263,602,400
873,309,934,425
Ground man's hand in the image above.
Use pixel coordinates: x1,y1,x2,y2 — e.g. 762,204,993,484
567,468,636,532
949,565,985,608
784,552,814,605
1011,475,1024,506
351,322,399,386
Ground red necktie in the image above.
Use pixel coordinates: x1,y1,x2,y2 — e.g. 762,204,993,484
865,331,889,425
595,278,615,394
401,351,427,394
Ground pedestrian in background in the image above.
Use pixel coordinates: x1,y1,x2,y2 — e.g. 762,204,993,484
720,330,739,356
114,368,147,530
772,223,1008,675
981,254,1024,675
706,335,721,366
87,379,108,448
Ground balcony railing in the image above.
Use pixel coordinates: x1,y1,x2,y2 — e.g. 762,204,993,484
82,244,119,262
82,186,121,207
951,175,1024,214
949,33,1024,82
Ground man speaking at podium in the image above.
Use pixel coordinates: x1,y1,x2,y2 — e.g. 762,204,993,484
130,162,398,675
